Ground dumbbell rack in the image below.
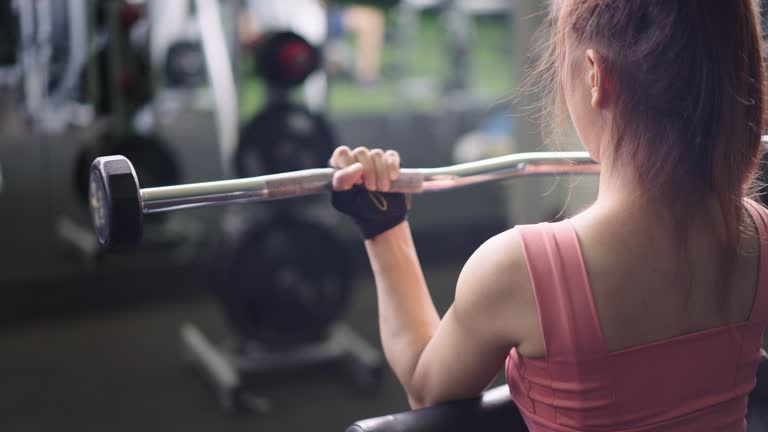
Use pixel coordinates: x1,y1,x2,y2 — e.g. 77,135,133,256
181,322,384,413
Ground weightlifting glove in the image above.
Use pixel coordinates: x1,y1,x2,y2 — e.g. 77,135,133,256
332,186,411,240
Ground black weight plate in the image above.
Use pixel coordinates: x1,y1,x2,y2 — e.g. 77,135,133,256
215,219,352,347
255,31,321,88
236,103,336,177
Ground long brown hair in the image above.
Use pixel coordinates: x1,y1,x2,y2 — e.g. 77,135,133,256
529,0,766,258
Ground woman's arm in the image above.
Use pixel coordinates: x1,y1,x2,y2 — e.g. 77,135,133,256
363,222,439,406
330,146,534,408
365,223,531,408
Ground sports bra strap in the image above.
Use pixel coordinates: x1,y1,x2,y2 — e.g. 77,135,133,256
744,199,768,323
517,221,607,362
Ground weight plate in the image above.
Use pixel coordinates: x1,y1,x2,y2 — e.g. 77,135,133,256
214,219,352,347
236,102,336,177
255,31,321,88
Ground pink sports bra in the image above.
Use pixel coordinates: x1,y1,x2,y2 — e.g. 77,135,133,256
506,200,768,431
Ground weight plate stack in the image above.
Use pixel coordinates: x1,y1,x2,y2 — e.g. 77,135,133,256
236,102,336,177
214,218,353,348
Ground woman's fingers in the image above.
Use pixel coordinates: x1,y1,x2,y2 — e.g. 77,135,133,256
332,163,364,191
370,149,390,192
330,146,355,169
352,147,377,190
385,150,400,181
331,147,401,191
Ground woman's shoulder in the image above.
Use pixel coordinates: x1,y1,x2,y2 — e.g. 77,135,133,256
461,217,583,299
455,226,539,348
457,227,531,309
463,226,527,280
476,220,572,262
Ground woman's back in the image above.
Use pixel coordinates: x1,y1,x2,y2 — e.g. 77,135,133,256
506,200,768,431
573,200,760,354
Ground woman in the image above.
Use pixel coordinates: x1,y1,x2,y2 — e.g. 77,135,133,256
330,0,767,430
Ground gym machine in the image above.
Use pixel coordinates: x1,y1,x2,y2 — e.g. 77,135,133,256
0,0,192,285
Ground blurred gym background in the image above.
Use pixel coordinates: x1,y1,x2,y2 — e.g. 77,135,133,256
0,0,615,430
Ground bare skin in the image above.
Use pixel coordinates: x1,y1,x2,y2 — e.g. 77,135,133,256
342,5,385,83
328,40,761,410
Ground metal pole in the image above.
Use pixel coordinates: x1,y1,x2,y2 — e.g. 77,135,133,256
195,0,240,178
139,151,598,214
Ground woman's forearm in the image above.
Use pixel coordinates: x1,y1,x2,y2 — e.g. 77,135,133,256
364,221,441,397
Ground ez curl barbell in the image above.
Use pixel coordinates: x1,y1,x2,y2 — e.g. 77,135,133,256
89,152,600,250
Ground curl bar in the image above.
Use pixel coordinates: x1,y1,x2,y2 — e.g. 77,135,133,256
88,152,599,249
88,135,768,250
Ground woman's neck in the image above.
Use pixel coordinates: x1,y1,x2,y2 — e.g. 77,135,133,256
587,159,731,243
591,160,647,215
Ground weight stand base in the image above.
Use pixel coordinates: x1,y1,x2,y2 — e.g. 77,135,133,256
180,322,385,413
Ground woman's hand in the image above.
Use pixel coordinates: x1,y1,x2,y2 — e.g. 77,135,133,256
330,146,401,192
329,146,409,240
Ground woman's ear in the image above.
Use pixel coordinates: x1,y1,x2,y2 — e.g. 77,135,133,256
586,49,607,109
